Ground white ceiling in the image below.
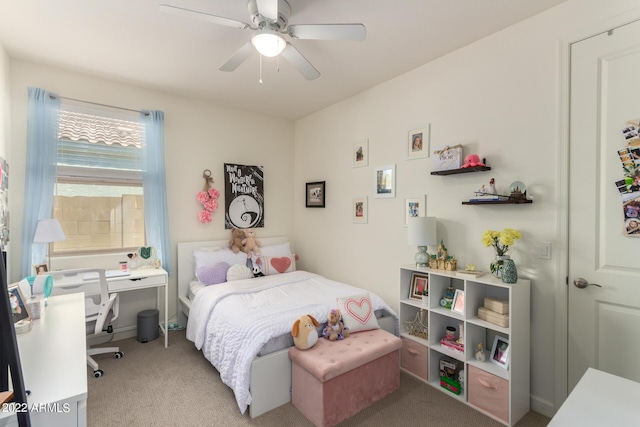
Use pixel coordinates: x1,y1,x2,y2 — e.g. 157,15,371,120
0,0,567,120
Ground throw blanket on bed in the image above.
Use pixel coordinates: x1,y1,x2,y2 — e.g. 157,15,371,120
186,270,397,414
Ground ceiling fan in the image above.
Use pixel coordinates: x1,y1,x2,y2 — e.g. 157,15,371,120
159,0,366,80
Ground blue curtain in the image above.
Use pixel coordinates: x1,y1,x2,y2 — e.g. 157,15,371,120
21,88,60,277
140,111,172,275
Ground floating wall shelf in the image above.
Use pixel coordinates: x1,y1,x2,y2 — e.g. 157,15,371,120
462,199,532,205
431,166,491,176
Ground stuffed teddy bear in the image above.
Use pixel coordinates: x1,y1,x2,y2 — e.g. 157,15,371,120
241,228,261,257
322,309,350,341
229,228,245,253
291,314,320,350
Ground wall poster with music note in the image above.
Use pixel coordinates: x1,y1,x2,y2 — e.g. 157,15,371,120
224,163,264,229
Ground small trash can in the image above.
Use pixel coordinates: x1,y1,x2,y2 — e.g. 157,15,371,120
137,309,159,343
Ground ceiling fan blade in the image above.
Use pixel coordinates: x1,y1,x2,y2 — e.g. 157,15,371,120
159,4,250,29
219,42,254,72
280,43,320,81
255,0,279,22
288,24,366,41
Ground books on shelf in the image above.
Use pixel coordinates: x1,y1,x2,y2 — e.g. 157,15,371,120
468,196,506,202
440,338,464,353
456,270,485,279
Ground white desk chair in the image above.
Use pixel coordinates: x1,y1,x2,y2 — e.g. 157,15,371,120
51,268,124,378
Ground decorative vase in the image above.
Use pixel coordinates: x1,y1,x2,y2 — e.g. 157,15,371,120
502,258,518,283
490,254,510,278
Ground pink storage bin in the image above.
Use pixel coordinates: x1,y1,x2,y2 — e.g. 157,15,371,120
468,365,509,423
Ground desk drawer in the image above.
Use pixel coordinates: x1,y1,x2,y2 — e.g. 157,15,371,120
108,272,166,292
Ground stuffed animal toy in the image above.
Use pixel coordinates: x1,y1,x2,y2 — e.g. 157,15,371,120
292,314,320,350
241,228,261,257
322,309,350,341
252,264,264,278
229,228,245,253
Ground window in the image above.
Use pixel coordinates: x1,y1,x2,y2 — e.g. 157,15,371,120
52,107,146,254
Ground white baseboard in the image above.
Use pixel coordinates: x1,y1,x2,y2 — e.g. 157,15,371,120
531,394,555,418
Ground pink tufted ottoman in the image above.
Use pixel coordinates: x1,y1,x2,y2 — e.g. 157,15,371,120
288,328,402,427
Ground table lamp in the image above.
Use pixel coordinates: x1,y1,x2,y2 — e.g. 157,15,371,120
408,216,437,267
33,218,66,272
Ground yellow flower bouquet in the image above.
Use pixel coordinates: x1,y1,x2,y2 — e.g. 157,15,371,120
482,228,521,276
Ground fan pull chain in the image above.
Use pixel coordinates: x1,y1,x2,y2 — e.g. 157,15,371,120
259,55,263,84
277,55,280,72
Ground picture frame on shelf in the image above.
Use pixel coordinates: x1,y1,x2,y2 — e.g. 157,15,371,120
374,164,396,198
305,181,326,208
353,139,369,168
352,197,368,224
408,125,430,159
409,272,428,301
8,283,31,324
404,196,426,226
451,289,465,315
490,335,510,369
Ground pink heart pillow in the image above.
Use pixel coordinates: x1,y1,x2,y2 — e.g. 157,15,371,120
257,255,296,275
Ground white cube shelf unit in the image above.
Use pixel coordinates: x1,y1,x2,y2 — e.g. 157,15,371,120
399,265,530,426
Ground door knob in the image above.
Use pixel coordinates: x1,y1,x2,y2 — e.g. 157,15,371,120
573,278,602,289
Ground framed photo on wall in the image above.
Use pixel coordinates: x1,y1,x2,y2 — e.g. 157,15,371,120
353,139,369,168
490,336,510,369
409,272,428,300
404,196,426,226
374,164,396,198
305,181,326,208
353,197,368,224
408,125,430,159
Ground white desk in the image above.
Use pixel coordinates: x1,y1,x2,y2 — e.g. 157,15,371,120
549,368,640,426
52,268,169,347
0,293,87,427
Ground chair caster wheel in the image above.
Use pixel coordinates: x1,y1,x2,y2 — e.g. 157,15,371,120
115,351,124,359
94,369,104,378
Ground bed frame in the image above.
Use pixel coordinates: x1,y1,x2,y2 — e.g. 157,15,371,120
176,237,396,418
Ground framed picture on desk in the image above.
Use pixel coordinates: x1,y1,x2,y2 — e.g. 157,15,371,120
8,283,30,323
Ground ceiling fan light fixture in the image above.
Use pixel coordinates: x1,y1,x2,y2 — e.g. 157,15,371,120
251,30,286,57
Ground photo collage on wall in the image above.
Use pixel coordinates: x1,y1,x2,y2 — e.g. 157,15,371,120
616,118,640,236
223,163,264,230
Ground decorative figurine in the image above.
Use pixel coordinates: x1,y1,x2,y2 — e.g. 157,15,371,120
440,286,456,309
475,343,486,362
488,178,497,195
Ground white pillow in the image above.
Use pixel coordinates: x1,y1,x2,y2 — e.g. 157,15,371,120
259,242,292,257
336,293,380,333
227,264,254,281
194,247,247,271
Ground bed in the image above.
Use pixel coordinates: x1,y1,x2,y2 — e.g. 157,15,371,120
177,237,398,418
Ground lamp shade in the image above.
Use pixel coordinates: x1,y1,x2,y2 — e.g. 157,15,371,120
251,30,286,57
408,217,437,247
33,219,66,243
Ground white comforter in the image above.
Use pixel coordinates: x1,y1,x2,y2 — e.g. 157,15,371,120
186,270,397,414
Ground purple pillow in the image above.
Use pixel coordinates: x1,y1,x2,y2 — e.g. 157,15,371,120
196,262,231,285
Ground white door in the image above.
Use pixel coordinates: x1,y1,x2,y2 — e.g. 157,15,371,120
569,20,640,391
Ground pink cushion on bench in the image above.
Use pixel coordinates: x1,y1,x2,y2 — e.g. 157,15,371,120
289,329,402,382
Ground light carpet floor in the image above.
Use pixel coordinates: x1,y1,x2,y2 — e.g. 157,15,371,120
87,329,550,426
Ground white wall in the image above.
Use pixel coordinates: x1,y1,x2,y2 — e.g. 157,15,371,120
293,0,640,417
8,60,295,331
0,43,9,278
